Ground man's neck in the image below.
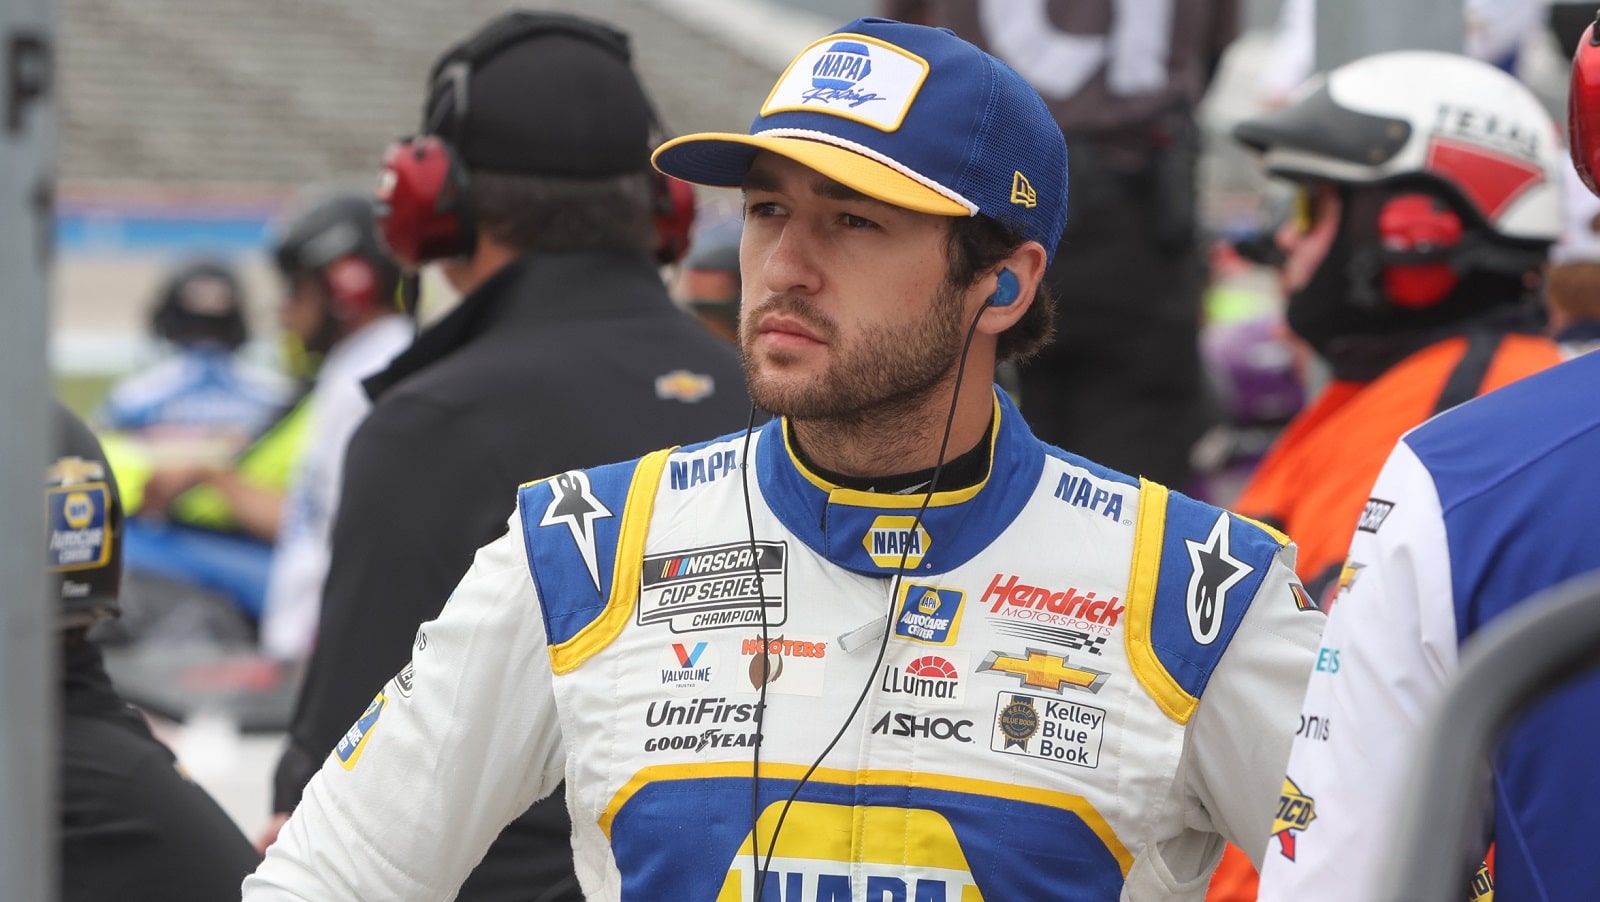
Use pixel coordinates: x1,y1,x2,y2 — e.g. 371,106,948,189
787,380,996,480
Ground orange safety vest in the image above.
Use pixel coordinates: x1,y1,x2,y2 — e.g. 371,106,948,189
1207,331,1559,902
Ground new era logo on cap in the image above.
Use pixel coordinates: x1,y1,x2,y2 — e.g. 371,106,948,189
762,35,929,132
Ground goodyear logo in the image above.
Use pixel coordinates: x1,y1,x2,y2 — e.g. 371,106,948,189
1272,777,1316,860
762,33,929,132
47,483,111,571
718,801,983,901
336,692,386,771
893,583,964,644
1011,171,1037,208
864,516,931,569
655,369,715,403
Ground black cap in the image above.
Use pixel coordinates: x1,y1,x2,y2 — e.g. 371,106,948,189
426,11,656,178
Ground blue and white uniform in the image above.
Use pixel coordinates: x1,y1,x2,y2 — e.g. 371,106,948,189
247,390,1323,901
99,346,290,440
1259,350,1600,901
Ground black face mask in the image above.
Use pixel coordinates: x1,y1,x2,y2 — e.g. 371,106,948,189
1285,184,1542,380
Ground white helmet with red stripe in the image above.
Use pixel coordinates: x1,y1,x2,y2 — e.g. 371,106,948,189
1236,50,1561,244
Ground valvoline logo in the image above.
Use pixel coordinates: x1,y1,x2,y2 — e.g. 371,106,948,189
812,41,872,90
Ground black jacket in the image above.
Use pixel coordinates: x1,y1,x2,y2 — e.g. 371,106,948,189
63,639,260,901
274,250,751,900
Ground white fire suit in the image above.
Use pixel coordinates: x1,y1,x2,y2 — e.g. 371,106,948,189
246,389,1323,901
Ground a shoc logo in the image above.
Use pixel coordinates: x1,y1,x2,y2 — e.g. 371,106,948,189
669,448,738,490
1054,473,1127,522
864,516,931,569
871,711,974,743
983,574,1124,627
893,584,964,644
880,654,964,704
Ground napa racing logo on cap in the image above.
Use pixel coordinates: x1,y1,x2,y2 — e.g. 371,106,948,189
638,541,787,633
336,692,386,771
1272,777,1317,860
46,456,111,571
761,34,929,131
864,516,931,569
719,802,982,902
892,583,964,644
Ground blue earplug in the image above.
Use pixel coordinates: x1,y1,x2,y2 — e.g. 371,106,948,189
988,268,1020,307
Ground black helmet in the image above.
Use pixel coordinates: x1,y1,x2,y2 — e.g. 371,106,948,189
49,402,123,629
150,261,250,351
272,189,401,320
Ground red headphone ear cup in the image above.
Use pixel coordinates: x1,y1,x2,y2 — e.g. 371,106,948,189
375,135,471,268
1378,194,1463,309
654,174,696,266
324,256,379,320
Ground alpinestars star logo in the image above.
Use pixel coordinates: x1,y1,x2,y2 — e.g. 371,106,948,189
1184,513,1251,645
540,470,613,591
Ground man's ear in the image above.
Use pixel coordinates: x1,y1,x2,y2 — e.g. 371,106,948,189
975,240,1048,335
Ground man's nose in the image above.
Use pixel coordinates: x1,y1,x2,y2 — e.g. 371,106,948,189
759,223,822,297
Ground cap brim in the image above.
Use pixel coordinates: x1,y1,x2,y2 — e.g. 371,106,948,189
653,132,971,217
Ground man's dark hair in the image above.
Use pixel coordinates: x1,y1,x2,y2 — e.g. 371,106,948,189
470,169,656,255
945,215,1055,363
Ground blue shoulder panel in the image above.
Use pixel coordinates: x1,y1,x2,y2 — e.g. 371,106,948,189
519,457,646,647
1144,491,1284,703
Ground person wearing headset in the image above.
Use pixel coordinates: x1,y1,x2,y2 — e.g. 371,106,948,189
256,11,750,900
50,401,262,901
255,189,414,661
246,18,1322,901
1257,25,1600,901
1207,51,1568,900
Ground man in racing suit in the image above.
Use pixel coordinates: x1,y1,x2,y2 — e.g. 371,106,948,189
245,18,1323,901
1258,31,1600,901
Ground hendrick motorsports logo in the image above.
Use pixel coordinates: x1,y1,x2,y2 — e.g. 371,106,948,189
638,541,787,633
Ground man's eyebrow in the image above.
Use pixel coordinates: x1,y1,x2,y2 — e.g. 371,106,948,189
742,163,894,210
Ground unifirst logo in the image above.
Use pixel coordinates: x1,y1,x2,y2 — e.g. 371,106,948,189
864,516,931,569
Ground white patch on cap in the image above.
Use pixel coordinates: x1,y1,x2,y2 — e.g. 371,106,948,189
761,34,928,133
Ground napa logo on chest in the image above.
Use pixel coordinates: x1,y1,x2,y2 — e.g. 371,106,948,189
892,583,965,644
669,448,739,490
863,516,932,569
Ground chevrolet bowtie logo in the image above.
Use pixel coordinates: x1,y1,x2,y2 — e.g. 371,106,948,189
978,648,1106,694
48,456,106,487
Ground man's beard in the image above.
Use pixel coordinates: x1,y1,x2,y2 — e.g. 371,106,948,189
740,284,967,424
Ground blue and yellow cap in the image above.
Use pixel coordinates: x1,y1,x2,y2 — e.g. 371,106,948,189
652,17,1069,261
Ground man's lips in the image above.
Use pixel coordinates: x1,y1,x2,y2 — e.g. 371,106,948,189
756,313,825,348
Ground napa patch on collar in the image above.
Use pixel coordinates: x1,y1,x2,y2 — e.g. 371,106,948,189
761,33,929,132
863,515,931,569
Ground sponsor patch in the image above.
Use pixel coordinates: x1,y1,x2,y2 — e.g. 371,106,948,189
1315,647,1340,674
46,483,111,571
871,711,974,743
1184,514,1252,645
336,692,386,770
1470,860,1495,901
641,696,764,753
638,541,787,633
391,663,414,698
1336,561,1365,596
1272,777,1317,860
892,583,965,644
1356,497,1395,533
990,692,1105,768
1052,473,1128,522
978,648,1107,695
1290,583,1317,613
863,516,931,569
659,641,720,694
1296,713,1330,742
669,448,739,490
879,648,968,706
539,470,613,592
736,634,827,696
982,573,1123,630
761,34,930,132
655,370,715,403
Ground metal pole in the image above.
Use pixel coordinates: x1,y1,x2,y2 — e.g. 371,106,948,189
1376,572,1600,902
1,1,57,899
1316,0,1465,71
